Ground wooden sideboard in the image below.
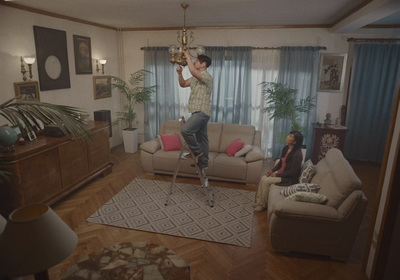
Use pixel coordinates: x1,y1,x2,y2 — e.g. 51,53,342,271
311,124,349,164
0,121,113,217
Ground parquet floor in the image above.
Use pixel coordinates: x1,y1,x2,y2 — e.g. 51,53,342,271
25,145,378,279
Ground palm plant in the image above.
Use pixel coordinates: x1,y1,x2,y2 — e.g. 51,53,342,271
111,70,157,130
0,97,90,181
260,82,316,132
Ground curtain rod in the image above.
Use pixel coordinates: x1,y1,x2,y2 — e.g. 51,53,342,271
347,37,400,42
140,46,327,50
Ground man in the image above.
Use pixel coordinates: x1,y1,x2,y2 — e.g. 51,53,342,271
176,51,212,172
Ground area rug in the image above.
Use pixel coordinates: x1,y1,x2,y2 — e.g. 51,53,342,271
87,178,255,247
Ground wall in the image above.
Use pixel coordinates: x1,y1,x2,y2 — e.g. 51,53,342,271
0,6,122,148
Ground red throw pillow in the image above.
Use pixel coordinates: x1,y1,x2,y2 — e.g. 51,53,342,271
225,139,245,156
159,134,182,151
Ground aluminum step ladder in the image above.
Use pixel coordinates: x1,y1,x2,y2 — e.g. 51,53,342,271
165,116,214,207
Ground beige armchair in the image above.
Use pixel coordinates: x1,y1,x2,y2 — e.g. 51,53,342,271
267,148,368,260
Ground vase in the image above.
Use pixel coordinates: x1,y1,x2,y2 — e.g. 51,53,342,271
122,128,138,153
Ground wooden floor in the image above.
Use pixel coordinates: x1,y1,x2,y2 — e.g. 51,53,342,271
27,145,379,279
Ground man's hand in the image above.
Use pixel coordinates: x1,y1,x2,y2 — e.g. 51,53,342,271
183,51,191,61
266,170,273,177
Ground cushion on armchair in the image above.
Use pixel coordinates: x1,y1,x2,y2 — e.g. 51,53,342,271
280,183,321,196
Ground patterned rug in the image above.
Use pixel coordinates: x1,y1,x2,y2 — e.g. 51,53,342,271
87,178,255,247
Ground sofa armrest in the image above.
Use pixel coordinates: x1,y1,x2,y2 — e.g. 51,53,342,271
245,146,264,163
337,190,367,218
273,200,343,222
140,139,161,154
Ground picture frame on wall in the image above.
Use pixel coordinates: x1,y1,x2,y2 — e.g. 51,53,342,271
93,76,112,100
73,35,93,74
318,53,347,93
14,81,40,101
33,26,71,91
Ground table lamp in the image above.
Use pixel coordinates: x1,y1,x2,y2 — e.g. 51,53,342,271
0,204,78,280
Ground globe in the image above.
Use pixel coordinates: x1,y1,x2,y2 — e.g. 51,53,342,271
0,127,18,147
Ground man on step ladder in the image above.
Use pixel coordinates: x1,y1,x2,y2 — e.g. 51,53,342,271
168,51,213,206
176,51,213,175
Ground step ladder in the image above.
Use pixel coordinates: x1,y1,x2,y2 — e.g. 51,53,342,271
165,116,214,207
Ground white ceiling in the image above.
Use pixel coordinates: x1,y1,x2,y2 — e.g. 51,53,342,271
2,0,400,32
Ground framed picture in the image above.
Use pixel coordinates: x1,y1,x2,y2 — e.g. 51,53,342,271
73,35,93,74
33,26,71,91
93,76,112,99
318,53,347,92
14,81,40,101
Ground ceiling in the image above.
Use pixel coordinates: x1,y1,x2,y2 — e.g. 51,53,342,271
1,0,400,33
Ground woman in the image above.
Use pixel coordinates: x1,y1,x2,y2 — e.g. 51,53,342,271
253,131,304,212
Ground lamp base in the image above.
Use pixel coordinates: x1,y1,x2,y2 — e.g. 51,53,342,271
34,270,49,280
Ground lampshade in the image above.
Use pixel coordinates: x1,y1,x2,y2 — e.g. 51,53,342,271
0,204,78,278
24,57,36,65
99,59,107,65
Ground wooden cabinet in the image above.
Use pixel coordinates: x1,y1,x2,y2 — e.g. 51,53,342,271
311,124,348,164
0,121,113,217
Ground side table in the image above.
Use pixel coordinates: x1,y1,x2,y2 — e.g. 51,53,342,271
311,124,348,164
62,242,190,280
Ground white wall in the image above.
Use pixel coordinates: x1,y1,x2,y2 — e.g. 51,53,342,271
0,6,122,147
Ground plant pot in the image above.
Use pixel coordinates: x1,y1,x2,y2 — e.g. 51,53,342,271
122,128,138,153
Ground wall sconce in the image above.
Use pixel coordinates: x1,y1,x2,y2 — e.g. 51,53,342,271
96,59,107,74
20,56,36,81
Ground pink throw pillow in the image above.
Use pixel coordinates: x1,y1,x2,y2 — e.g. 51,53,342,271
159,134,182,151
226,139,245,156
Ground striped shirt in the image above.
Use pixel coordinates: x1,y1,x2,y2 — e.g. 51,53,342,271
188,71,213,116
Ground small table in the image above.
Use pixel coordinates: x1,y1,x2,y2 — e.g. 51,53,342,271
62,242,190,280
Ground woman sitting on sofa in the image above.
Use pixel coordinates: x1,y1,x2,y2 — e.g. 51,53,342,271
253,131,303,212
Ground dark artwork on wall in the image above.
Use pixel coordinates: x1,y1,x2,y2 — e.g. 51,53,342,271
73,35,93,74
33,26,71,91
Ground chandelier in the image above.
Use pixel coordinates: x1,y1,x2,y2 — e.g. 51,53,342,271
169,3,205,66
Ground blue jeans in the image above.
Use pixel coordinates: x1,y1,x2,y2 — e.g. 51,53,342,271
181,111,210,168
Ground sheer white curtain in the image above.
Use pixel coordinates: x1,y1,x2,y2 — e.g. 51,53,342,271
251,49,280,157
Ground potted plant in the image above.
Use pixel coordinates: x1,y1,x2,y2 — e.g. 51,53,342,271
0,97,90,182
260,82,316,158
112,70,157,153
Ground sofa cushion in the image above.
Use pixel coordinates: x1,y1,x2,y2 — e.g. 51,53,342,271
299,160,316,183
207,122,223,152
159,134,182,151
311,148,361,208
218,123,255,153
235,144,253,157
280,183,321,197
226,139,245,156
285,192,328,204
245,146,264,163
213,153,247,180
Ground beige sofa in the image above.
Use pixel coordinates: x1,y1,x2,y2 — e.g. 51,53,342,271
267,148,368,260
140,120,264,184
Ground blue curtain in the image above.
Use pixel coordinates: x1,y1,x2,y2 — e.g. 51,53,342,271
272,46,320,159
143,47,180,140
344,44,400,163
205,46,252,124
